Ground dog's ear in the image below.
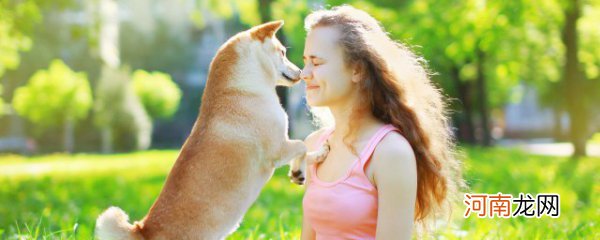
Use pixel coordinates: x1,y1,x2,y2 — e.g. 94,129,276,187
250,20,284,42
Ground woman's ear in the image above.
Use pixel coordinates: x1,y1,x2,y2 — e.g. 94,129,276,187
351,64,362,83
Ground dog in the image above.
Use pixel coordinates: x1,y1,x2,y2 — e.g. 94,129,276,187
95,21,328,239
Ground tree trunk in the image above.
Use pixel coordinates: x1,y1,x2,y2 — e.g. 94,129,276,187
101,126,113,154
475,48,492,146
562,0,587,157
97,0,119,154
451,65,476,144
64,117,74,153
552,107,564,141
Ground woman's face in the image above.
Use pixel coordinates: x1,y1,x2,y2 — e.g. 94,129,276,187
302,26,357,107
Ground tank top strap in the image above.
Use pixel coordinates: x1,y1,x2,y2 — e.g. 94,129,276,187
357,124,398,168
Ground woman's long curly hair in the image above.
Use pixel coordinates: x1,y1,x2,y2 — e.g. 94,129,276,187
305,5,464,228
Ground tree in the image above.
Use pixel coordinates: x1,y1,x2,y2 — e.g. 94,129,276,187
338,0,529,146
334,0,600,155
0,84,5,116
94,66,152,153
560,0,600,157
132,70,182,120
93,0,152,153
521,0,600,157
0,0,41,78
563,0,585,156
1,0,42,118
12,59,92,152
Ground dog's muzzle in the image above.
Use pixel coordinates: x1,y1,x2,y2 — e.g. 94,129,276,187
282,72,301,83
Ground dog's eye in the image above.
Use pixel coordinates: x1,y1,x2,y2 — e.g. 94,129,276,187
281,50,285,56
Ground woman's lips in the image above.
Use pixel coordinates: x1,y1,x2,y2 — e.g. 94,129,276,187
306,85,320,90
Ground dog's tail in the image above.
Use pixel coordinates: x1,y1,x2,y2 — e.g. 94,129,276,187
95,206,143,240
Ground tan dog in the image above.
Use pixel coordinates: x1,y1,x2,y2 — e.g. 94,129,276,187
95,21,328,239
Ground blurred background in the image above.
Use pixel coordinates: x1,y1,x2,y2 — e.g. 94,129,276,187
0,0,598,239
1,0,599,156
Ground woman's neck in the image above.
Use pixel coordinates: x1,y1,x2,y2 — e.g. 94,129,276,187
328,99,382,147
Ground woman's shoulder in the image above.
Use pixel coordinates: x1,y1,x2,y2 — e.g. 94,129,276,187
377,130,413,156
371,131,417,178
371,131,417,187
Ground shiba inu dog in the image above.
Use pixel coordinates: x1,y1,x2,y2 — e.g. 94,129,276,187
95,21,328,240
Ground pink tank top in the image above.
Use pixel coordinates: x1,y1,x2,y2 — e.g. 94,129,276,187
303,124,398,240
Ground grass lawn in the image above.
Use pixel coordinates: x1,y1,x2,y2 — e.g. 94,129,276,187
0,147,598,239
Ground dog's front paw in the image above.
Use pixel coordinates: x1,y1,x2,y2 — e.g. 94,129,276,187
314,141,330,164
288,169,305,185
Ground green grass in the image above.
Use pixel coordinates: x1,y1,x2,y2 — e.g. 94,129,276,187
0,147,598,239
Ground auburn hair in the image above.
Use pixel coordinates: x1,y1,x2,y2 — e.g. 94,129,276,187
305,5,464,228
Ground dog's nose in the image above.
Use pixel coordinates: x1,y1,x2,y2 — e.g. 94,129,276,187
300,68,311,81
289,69,302,82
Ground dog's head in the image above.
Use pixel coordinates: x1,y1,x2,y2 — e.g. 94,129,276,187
248,21,302,86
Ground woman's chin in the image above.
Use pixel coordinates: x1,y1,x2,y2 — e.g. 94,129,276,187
306,98,326,107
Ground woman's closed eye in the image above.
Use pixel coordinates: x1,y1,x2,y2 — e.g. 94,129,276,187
313,61,323,67
302,62,321,68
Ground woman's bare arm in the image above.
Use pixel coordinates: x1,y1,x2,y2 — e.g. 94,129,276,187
372,132,418,240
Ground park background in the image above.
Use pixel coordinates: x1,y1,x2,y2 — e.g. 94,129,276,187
0,0,598,239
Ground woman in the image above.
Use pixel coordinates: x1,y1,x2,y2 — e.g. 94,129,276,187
299,6,463,239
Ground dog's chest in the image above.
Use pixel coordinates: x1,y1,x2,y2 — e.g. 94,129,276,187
261,96,288,126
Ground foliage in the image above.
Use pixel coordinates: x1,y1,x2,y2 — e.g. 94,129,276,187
589,132,600,144
271,0,310,65
318,0,600,148
0,0,41,78
0,84,5,116
1,0,103,106
0,147,597,239
132,70,182,120
119,20,197,76
197,0,262,27
2,0,599,152
196,0,309,66
11,59,92,131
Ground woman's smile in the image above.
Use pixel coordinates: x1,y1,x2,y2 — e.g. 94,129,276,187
306,84,320,90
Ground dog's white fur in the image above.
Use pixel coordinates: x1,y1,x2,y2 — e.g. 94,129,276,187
95,21,328,240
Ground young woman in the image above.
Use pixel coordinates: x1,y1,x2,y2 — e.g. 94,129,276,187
299,6,463,239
